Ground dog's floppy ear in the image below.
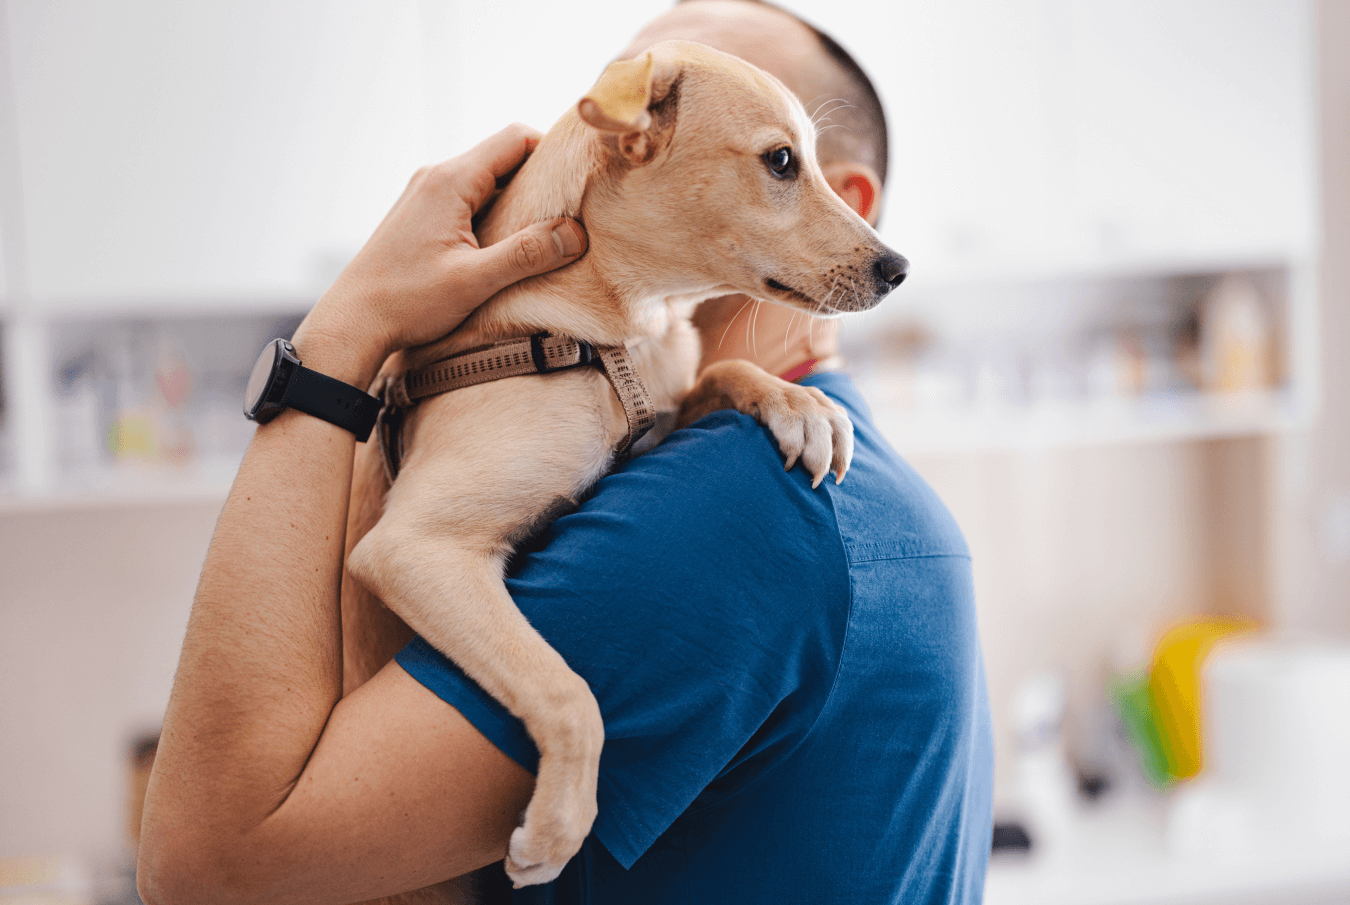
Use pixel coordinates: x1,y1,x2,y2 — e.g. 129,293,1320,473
578,50,679,163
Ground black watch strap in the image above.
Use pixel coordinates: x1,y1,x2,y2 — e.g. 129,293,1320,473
282,364,381,442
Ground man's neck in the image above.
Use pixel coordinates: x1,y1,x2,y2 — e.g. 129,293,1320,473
692,294,840,380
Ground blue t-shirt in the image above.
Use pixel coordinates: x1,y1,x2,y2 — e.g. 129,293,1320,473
396,372,993,904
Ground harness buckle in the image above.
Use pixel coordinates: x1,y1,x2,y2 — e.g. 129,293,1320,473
530,332,597,373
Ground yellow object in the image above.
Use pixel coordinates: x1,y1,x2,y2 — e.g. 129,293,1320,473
106,412,157,459
1148,617,1257,780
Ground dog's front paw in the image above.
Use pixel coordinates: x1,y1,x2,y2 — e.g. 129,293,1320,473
758,383,854,488
677,360,854,488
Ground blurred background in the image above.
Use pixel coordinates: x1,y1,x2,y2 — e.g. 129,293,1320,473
1,1,1348,902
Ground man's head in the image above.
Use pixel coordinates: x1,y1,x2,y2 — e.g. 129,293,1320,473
623,0,888,226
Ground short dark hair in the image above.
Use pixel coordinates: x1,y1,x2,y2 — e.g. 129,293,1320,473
676,0,890,186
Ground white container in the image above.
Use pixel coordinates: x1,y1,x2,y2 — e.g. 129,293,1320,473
1201,640,1350,854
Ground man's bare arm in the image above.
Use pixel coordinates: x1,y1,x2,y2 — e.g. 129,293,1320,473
137,124,587,905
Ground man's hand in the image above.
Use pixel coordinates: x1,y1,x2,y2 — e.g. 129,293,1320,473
296,122,588,383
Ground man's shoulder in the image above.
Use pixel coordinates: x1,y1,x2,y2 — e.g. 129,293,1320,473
586,396,842,544
806,372,970,563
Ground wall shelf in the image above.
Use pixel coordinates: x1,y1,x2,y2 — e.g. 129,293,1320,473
0,310,302,510
841,255,1315,456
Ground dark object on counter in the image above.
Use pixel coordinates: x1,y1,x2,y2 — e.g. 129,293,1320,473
991,821,1033,854
1077,768,1112,801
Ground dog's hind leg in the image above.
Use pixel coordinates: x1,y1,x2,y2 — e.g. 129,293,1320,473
348,522,603,889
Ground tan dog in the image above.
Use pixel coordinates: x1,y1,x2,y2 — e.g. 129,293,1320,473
342,40,906,893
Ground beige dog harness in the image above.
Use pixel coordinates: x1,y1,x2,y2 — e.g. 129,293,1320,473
377,332,655,483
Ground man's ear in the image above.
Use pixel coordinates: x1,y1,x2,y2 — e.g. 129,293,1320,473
578,49,679,164
821,161,883,226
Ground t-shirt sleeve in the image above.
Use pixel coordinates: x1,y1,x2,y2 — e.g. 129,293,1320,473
395,410,850,869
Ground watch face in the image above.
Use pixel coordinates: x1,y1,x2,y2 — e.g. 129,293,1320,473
244,341,281,419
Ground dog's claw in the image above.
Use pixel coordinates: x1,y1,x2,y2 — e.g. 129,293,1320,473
752,383,853,490
830,412,853,485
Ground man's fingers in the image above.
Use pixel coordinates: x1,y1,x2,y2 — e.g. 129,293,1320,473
469,218,587,300
434,123,544,211
465,123,544,185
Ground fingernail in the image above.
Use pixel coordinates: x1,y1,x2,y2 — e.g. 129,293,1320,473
552,220,584,257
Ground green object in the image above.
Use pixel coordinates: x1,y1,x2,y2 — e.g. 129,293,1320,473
1110,670,1174,789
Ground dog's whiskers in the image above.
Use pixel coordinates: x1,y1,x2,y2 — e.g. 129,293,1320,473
784,309,799,356
719,296,755,351
810,100,857,141
748,299,763,358
807,96,840,119
819,273,842,312
809,97,854,128
814,123,855,137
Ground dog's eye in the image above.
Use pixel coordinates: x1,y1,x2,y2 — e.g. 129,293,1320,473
764,146,795,179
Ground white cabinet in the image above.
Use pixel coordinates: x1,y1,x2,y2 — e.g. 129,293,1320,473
857,0,1077,274
783,0,1316,279
6,0,430,312
1064,0,1317,267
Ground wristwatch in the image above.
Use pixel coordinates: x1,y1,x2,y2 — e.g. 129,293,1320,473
243,338,381,441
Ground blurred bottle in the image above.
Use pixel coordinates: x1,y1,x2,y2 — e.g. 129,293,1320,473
1198,276,1272,393
1008,671,1080,860
152,330,196,468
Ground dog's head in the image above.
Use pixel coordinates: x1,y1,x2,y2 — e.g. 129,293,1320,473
482,40,905,332
576,40,905,316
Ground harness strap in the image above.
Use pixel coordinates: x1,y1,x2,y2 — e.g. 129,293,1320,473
596,345,657,456
377,333,656,484
399,332,595,404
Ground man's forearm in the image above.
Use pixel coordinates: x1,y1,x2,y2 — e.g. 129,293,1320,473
139,317,383,894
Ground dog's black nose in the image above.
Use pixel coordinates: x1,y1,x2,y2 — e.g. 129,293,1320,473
873,251,909,294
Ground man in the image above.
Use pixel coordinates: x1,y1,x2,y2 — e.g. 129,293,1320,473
137,3,993,904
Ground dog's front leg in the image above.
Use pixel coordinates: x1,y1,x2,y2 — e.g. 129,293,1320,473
347,515,602,889
677,359,854,486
